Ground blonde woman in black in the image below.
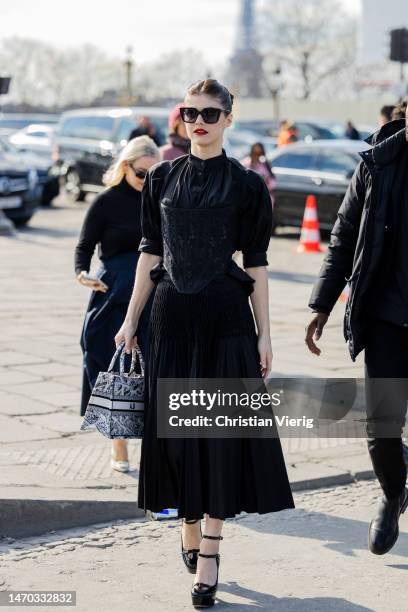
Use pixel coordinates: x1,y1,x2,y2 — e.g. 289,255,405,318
115,79,294,609
75,136,160,471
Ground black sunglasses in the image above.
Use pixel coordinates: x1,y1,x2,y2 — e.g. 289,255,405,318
128,165,148,179
179,106,231,124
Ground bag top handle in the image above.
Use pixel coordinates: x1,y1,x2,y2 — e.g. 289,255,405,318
108,341,145,377
129,346,145,377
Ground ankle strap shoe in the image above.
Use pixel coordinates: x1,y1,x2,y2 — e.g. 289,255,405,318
191,552,220,609
181,518,202,574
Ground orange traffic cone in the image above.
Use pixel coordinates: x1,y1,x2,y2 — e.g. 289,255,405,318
296,195,325,253
338,283,350,303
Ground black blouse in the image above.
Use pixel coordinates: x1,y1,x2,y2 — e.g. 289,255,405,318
139,149,273,271
74,178,142,275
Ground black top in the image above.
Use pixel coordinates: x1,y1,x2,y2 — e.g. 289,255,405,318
367,143,408,326
74,177,142,275
138,149,273,276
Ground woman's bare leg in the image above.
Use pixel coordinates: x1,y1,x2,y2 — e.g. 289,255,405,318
194,514,223,586
182,519,202,550
112,439,128,461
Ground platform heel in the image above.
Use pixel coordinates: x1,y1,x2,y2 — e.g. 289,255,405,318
191,534,223,609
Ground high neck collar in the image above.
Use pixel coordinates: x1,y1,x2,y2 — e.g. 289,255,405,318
115,176,141,197
188,148,227,170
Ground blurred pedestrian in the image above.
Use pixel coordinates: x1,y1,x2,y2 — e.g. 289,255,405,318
75,136,160,472
115,78,294,608
287,124,299,143
278,121,298,146
129,116,161,146
345,120,360,141
391,100,407,121
277,119,289,146
241,142,277,208
379,105,395,126
160,103,191,161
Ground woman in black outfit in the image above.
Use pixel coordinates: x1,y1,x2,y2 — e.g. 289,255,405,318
115,80,294,609
75,136,160,471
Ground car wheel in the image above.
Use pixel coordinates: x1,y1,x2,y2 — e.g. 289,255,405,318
41,180,60,206
41,192,56,206
64,169,86,202
13,214,33,227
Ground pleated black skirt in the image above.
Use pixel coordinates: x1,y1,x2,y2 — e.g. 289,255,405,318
138,270,295,519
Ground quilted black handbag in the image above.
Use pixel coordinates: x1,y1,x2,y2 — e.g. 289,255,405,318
80,341,145,439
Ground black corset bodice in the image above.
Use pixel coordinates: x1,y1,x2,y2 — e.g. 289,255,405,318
139,148,273,294
160,202,238,293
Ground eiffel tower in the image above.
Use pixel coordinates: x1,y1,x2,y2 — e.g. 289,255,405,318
227,0,266,97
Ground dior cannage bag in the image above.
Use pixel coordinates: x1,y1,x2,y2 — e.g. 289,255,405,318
80,342,145,439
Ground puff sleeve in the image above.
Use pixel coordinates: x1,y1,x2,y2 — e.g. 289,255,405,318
239,170,273,268
138,164,164,257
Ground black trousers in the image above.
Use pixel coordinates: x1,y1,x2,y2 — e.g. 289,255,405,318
364,316,408,499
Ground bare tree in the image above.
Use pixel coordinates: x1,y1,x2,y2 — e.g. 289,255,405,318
259,0,357,100
0,38,213,108
0,37,51,107
135,49,210,101
67,45,123,105
0,38,125,108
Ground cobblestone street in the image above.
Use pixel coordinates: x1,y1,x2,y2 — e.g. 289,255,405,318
1,480,407,611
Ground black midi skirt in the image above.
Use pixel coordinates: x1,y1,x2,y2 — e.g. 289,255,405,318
138,269,295,520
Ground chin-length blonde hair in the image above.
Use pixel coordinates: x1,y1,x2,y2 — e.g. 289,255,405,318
103,135,160,187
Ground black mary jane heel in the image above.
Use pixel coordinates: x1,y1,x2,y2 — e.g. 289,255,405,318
191,534,223,609
181,518,202,573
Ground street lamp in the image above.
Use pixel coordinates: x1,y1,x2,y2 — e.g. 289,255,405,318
124,46,134,105
266,63,283,123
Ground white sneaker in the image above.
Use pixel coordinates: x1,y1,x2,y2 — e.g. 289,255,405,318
111,448,129,472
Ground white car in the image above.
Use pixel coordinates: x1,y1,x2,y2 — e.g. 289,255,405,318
9,124,56,158
224,128,277,160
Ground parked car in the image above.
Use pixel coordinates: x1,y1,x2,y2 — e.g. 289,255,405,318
0,136,59,206
0,138,42,226
233,119,338,142
224,129,262,159
268,139,371,232
9,123,56,158
232,120,280,137
224,129,278,160
294,122,338,142
0,113,59,135
319,121,377,142
54,107,169,201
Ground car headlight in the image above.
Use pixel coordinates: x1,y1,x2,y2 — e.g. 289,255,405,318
28,168,38,190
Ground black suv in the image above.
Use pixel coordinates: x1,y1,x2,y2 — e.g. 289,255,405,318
54,107,169,201
0,138,41,226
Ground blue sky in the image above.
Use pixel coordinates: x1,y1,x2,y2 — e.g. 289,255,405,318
0,0,360,65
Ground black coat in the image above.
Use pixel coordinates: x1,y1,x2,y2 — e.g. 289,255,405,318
308,119,407,361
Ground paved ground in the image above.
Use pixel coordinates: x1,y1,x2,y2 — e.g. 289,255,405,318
1,479,407,611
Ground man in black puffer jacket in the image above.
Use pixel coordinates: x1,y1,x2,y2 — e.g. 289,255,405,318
305,114,408,556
